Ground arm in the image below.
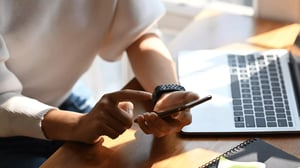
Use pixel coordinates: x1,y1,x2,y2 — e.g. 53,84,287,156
0,35,55,139
1,34,152,143
42,89,152,144
126,33,199,137
126,33,178,92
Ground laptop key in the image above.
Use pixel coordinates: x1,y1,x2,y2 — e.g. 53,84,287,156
245,116,255,127
234,112,243,116
256,118,266,127
266,111,275,116
267,122,277,127
235,122,245,128
277,119,288,127
244,110,254,115
266,116,276,121
230,76,241,98
243,99,252,104
233,105,243,111
235,116,244,122
232,99,242,105
255,113,265,117
276,114,286,118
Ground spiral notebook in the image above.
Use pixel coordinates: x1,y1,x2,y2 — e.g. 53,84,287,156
200,138,300,168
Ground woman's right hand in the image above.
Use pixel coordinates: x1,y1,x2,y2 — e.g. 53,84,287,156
42,89,152,144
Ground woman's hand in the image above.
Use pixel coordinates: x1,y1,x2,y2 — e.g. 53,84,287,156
76,89,152,143
135,91,199,137
42,89,152,144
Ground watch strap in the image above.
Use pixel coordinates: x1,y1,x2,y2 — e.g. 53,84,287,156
152,84,185,104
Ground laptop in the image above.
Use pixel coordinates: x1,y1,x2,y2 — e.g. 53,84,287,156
178,32,300,135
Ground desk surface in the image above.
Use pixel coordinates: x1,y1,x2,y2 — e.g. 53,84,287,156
41,10,300,168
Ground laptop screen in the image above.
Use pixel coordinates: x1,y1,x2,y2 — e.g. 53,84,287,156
289,32,300,116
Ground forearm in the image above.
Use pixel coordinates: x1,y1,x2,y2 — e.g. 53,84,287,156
0,94,58,139
127,34,199,138
126,33,179,92
42,109,84,142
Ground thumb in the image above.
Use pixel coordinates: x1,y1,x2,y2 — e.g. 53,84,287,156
118,101,134,118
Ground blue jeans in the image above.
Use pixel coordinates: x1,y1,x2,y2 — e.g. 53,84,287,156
0,82,95,168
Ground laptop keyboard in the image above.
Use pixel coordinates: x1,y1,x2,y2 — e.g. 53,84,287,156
228,54,293,128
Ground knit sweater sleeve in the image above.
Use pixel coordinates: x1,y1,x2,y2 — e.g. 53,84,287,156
0,35,55,139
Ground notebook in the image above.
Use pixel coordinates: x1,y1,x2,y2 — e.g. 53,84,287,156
200,138,300,168
178,32,300,135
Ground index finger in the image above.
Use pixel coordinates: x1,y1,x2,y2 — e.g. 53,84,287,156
104,89,152,104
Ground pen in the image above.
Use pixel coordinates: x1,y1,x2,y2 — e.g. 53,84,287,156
134,95,212,122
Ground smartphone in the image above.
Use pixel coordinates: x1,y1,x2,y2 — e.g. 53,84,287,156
155,95,212,118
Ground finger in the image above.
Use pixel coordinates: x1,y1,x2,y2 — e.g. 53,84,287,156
157,91,199,104
103,115,129,134
171,109,192,126
105,89,152,104
101,124,125,139
155,91,199,111
118,101,134,118
101,90,151,126
171,109,187,120
173,91,200,103
108,120,129,134
103,101,134,128
100,101,133,128
136,114,151,134
144,113,171,137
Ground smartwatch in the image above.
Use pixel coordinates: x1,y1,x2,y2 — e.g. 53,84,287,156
152,84,185,104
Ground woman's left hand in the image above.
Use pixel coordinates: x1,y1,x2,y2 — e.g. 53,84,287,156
135,91,199,137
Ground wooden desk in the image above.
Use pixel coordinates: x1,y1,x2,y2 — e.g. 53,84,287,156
41,10,300,168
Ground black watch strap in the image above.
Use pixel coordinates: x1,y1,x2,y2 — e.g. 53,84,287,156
152,84,185,104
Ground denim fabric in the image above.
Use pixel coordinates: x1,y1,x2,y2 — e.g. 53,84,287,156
0,82,95,168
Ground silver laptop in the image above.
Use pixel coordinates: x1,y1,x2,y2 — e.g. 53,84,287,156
178,32,300,135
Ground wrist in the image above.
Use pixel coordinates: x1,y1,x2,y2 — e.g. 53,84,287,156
42,109,83,141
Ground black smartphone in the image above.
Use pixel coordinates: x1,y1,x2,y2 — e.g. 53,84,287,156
155,95,212,118
134,95,212,122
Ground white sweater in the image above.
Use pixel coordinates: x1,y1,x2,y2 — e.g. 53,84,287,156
0,0,165,139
